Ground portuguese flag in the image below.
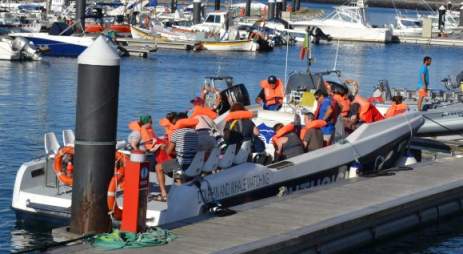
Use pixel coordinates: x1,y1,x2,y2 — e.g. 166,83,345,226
299,33,309,60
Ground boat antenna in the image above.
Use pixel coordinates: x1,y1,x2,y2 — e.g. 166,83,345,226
284,32,290,85
306,26,313,74
332,39,340,71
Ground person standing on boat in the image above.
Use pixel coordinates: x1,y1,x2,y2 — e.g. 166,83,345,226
417,56,432,111
314,89,335,145
255,75,285,111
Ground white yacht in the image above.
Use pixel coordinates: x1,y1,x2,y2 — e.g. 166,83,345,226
290,0,392,43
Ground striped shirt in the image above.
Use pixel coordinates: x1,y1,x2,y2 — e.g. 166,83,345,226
171,128,199,165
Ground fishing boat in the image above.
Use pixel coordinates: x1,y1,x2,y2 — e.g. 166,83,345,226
0,36,41,60
290,0,392,43
12,74,424,227
131,23,260,52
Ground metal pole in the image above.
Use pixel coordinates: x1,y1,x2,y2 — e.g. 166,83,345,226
75,0,86,32
170,0,176,13
460,5,463,26
245,0,251,16
268,0,275,19
215,0,220,10
295,0,300,11
193,0,201,24
276,0,282,19
70,36,120,235
438,5,446,32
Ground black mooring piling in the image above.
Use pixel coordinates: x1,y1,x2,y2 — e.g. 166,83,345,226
75,0,86,31
170,0,176,13
70,36,120,235
245,0,251,16
276,0,282,19
193,0,201,24
215,0,220,10
268,0,275,19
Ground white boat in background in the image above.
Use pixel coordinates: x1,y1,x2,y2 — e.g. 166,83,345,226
0,36,41,61
391,15,423,37
290,0,392,43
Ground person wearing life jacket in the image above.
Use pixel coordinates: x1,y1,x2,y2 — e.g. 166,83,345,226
331,84,351,117
300,112,325,152
155,112,199,201
313,89,335,145
272,123,305,161
128,115,158,152
384,95,408,118
351,94,384,124
255,75,285,111
223,102,261,153
159,112,176,141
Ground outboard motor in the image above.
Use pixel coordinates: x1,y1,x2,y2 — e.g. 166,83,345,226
12,37,41,61
217,84,250,115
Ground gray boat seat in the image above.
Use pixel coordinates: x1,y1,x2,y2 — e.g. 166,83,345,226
233,140,252,165
202,147,220,173
218,144,236,169
44,132,60,156
183,151,205,178
62,129,75,147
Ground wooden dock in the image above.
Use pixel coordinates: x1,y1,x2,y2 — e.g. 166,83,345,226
395,36,463,47
49,154,463,254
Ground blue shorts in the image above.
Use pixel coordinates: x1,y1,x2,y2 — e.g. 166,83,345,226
264,103,282,111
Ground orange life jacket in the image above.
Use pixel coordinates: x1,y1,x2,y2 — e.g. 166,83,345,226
260,79,284,106
173,118,199,130
225,110,253,122
273,123,294,144
128,121,157,150
352,96,384,123
191,105,217,120
333,94,351,117
384,103,408,119
299,120,327,140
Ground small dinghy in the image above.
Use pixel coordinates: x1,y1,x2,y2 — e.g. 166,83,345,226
0,36,41,61
12,77,424,227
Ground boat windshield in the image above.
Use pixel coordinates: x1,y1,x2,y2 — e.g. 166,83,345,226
324,6,364,24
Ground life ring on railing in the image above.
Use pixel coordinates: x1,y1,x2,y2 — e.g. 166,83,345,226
107,151,127,220
53,146,75,186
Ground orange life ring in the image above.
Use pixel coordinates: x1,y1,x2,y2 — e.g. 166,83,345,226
53,146,74,186
107,151,127,220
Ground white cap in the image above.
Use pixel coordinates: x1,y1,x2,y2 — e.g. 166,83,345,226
439,5,446,10
193,0,201,3
276,0,283,3
78,36,120,66
268,0,275,3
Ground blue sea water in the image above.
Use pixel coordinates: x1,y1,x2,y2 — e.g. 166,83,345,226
1,5,463,254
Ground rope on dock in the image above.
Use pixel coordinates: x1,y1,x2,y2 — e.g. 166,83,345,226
90,227,176,250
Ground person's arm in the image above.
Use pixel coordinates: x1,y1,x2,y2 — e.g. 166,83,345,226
421,72,427,90
253,126,260,136
323,106,333,122
166,141,175,156
274,137,288,160
255,89,265,104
